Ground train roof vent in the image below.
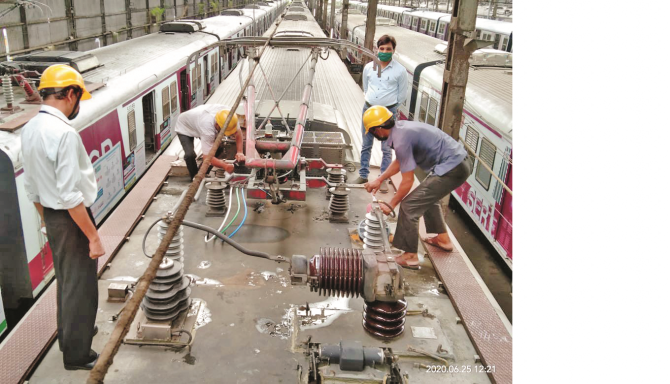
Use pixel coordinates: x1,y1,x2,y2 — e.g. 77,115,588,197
221,10,244,16
160,20,206,33
285,14,308,21
469,49,513,68
289,7,304,11
434,43,448,55
245,5,261,9
12,51,100,73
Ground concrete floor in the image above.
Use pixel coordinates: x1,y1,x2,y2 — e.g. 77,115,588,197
28,174,492,384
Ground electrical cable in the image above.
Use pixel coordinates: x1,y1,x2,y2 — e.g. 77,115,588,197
180,220,275,260
142,218,165,259
220,186,241,235
228,188,247,238
204,185,234,243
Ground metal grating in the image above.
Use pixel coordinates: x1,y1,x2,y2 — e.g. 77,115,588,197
0,154,174,384
418,225,512,384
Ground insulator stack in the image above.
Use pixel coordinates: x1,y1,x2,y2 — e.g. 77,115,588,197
309,247,364,298
141,258,191,322
205,181,227,216
326,168,346,198
362,212,385,250
362,300,407,339
1,75,19,112
328,184,350,223
215,168,226,178
157,220,184,262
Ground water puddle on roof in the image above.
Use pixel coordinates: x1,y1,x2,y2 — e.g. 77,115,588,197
185,274,223,287
294,297,353,330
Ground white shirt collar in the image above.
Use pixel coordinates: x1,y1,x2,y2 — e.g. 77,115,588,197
40,104,71,124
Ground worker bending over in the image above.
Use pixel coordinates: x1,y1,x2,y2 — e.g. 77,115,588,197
362,106,472,269
21,64,104,370
176,104,245,179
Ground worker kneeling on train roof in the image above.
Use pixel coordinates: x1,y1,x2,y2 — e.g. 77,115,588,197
21,64,103,371
362,106,473,269
175,104,245,180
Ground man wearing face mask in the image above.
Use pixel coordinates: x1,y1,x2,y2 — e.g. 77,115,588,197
361,106,472,270
354,35,408,194
21,64,104,370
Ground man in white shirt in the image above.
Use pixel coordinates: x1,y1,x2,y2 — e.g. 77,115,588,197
354,35,409,194
21,64,104,370
175,104,244,179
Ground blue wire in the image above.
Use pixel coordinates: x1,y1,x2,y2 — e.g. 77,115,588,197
228,188,248,238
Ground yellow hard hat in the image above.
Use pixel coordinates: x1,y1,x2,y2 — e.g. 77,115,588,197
215,109,238,136
38,64,91,100
362,105,394,134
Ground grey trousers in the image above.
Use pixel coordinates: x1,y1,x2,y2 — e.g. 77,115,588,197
393,158,473,253
43,207,98,365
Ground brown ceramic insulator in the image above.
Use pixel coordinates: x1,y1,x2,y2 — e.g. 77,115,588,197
310,247,363,298
362,300,407,339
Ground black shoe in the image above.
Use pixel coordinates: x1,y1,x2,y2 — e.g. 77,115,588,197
64,350,98,371
59,326,98,352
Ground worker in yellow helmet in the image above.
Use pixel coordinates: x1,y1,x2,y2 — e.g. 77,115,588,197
21,64,102,370
175,104,245,179
362,106,472,270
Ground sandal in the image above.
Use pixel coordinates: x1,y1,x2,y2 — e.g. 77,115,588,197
394,255,420,270
423,236,454,252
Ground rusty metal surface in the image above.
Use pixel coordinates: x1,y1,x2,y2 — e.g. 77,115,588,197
0,154,174,384
423,240,512,384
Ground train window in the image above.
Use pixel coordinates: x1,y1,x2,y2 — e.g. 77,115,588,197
128,110,137,151
429,21,436,32
170,81,177,112
502,37,509,51
465,125,479,172
419,92,428,122
211,54,217,80
476,137,497,190
420,19,426,30
198,62,203,89
162,86,170,119
191,67,196,94
427,97,438,125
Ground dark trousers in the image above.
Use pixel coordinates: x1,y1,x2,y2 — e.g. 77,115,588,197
178,133,224,180
43,207,98,365
393,157,473,253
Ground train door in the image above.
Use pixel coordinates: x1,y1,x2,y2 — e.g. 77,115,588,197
494,34,501,50
412,17,419,31
141,91,158,155
204,54,210,98
495,161,513,258
179,69,190,112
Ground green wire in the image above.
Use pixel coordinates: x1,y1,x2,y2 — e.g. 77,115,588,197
220,187,240,234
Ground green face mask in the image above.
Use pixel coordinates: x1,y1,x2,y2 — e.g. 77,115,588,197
377,52,393,62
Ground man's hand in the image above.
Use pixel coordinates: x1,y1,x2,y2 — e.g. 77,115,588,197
89,236,106,259
364,178,382,194
379,201,394,216
235,152,246,163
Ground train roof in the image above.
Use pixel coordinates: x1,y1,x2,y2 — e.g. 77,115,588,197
209,5,386,167
340,13,512,139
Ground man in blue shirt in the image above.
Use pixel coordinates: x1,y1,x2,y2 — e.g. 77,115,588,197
362,106,472,269
354,35,409,194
